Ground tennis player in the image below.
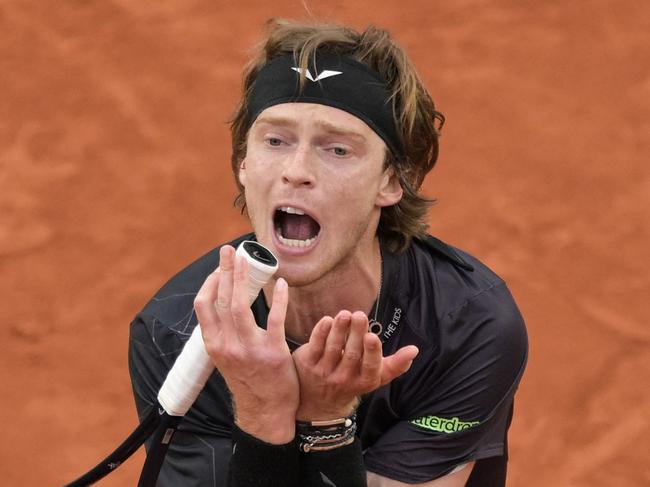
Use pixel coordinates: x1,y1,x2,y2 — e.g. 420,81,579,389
129,19,528,487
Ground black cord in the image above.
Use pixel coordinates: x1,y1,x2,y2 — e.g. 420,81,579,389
63,408,159,486
137,412,183,487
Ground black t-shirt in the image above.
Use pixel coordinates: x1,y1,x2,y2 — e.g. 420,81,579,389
129,234,528,486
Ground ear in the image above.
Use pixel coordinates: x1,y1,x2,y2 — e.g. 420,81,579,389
375,167,403,207
238,159,247,187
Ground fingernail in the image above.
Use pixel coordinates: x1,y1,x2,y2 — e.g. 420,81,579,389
275,278,287,291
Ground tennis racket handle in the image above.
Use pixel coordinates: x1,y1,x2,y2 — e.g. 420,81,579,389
157,241,278,416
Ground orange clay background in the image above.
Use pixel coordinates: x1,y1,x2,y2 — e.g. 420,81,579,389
1,1,648,485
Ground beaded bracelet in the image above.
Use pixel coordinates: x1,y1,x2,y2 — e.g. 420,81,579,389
296,414,357,453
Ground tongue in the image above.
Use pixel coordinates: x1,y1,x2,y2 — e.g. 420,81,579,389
280,214,319,240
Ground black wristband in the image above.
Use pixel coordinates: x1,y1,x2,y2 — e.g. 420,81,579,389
300,436,367,487
228,424,299,487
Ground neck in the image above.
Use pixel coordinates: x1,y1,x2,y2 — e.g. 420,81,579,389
265,239,383,345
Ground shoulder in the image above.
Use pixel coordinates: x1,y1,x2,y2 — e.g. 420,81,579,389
394,236,528,390
398,234,528,390
403,236,522,335
141,233,253,318
412,236,505,301
131,233,254,349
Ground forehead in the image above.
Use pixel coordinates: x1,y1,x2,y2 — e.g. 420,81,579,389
252,103,385,144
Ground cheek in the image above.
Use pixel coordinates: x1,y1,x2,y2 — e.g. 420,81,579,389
241,166,273,217
330,169,382,205
324,180,379,227
242,158,271,187
242,148,283,182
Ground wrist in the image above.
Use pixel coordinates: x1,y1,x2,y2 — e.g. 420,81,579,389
235,411,296,444
296,396,359,422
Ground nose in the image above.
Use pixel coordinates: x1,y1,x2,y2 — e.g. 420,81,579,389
281,145,315,188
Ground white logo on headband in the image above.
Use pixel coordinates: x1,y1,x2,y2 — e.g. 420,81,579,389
291,66,342,82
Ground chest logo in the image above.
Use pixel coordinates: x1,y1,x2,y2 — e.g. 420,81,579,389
411,415,480,433
382,307,402,341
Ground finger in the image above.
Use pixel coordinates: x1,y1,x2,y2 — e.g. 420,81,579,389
304,316,333,364
194,268,222,343
360,332,383,385
320,310,351,374
231,255,258,339
267,278,289,343
337,311,367,374
215,245,235,315
379,345,419,386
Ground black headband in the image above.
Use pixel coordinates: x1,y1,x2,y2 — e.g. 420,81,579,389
245,53,404,158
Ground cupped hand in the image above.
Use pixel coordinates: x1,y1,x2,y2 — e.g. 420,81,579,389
292,310,419,421
194,245,299,443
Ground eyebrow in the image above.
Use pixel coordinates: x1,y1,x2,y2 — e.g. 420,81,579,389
253,115,366,141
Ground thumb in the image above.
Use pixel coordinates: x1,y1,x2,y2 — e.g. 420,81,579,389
379,345,419,386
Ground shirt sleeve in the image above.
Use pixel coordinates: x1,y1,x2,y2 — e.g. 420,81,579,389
363,282,528,483
129,314,234,487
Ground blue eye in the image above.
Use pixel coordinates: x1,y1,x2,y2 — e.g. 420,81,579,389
267,137,282,146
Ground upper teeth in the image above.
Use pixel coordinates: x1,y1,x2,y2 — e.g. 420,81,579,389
280,206,305,215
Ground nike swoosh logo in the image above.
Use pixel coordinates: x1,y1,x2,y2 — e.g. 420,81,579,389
291,67,343,82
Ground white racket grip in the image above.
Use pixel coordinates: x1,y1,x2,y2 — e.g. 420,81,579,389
157,241,278,416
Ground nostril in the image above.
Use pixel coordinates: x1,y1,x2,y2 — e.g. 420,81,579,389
281,171,314,186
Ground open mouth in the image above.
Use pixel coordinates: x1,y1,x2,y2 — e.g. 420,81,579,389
273,206,321,248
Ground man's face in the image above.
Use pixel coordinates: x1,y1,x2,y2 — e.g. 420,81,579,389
238,103,402,287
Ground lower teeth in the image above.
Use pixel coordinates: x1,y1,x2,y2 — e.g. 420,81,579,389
277,233,315,248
